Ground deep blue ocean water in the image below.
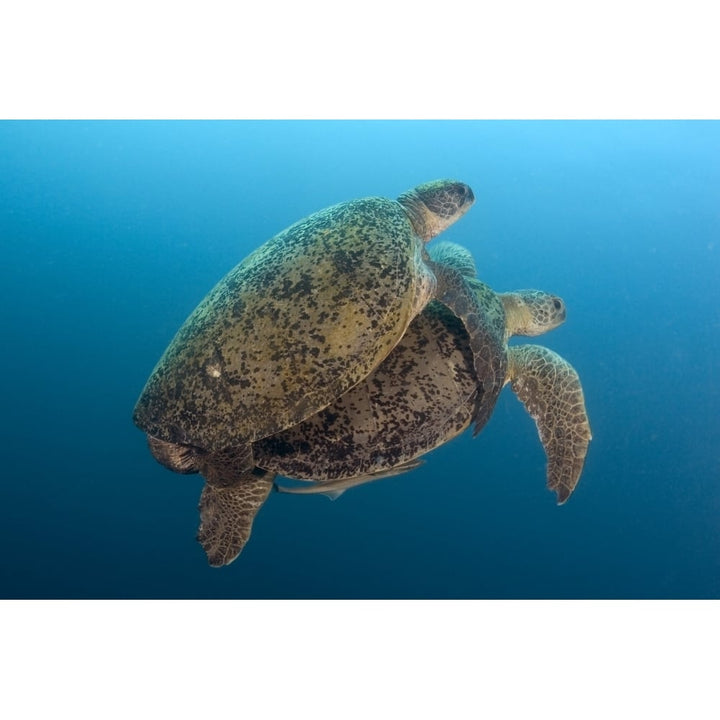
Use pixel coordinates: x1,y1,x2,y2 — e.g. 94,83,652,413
1,120,718,599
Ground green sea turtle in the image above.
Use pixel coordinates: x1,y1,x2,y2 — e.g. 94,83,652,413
192,243,592,566
134,181,494,550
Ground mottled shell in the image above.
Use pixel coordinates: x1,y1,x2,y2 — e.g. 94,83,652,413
254,279,507,481
133,197,435,452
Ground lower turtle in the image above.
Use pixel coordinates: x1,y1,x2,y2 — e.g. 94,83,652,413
187,242,592,566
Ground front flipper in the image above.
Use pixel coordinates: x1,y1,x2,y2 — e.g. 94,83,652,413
197,468,275,567
429,259,507,436
508,345,592,504
427,241,478,280
274,458,424,500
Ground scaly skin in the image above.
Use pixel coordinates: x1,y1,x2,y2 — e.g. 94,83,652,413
508,345,592,504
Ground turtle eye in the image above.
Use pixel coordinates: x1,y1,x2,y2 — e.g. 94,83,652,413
553,299,563,310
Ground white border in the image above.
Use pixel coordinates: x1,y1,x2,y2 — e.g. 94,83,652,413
1,2,718,118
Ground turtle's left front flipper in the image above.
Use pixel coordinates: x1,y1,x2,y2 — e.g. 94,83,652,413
508,344,592,504
197,469,275,567
429,253,507,437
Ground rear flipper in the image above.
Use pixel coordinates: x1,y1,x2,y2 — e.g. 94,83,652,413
508,345,592,504
197,468,275,567
147,435,203,474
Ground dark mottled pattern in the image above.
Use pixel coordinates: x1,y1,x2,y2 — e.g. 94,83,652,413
255,280,506,481
133,196,434,452
509,345,592,504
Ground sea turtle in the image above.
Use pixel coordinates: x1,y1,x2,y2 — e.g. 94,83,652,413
133,181,493,547
192,243,592,566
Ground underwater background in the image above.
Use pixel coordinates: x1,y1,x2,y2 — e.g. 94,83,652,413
1,120,718,599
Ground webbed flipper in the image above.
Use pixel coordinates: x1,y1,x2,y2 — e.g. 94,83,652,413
197,468,275,567
427,241,478,280
429,258,507,436
508,345,592,504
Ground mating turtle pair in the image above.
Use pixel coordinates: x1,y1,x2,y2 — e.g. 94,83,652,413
133,180,591,566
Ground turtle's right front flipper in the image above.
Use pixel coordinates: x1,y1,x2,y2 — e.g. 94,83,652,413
508,344,592,504
197,469,275,567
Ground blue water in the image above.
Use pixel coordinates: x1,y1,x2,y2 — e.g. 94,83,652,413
1,120,718,598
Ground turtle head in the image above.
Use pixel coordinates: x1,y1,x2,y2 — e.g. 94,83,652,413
397,179,475,242
500,290,567,338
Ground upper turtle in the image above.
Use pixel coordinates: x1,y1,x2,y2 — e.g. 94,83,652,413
134,180,482,478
